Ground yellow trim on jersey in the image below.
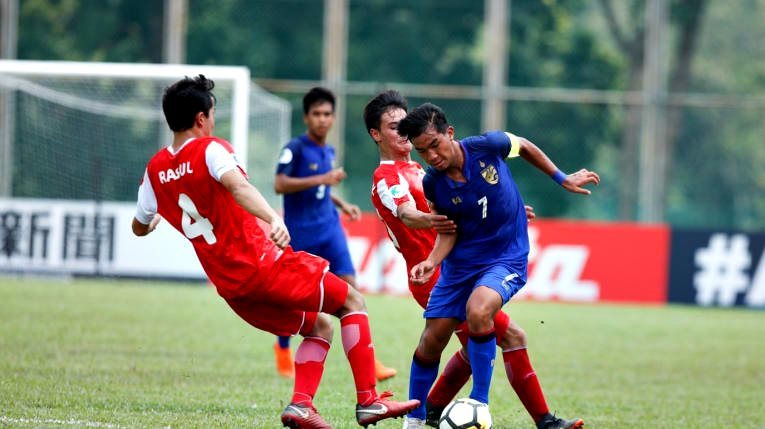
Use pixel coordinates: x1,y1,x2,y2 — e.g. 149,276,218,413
505,132,521,158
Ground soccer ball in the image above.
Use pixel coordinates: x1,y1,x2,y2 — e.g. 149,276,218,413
438,398,492,429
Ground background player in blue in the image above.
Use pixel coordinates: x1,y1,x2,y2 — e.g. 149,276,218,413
274,87,397,381
398,103,599,429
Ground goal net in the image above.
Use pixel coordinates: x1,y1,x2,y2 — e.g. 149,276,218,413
0,60,290,207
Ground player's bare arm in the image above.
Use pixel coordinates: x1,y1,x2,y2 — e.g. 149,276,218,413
410,230,457,285
516,136,601,195
221,169,290,248
274,167,346,194
331,193,361,220
131,213,161,236
397,200,457,234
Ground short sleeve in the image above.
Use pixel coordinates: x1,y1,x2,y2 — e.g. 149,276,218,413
482,130,512,158
135,170,157,224
205,141,243,182
422,173,436,207
275,140,301,176
375,172,413,217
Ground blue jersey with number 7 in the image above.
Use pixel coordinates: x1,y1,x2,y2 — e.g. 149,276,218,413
422,131,529,284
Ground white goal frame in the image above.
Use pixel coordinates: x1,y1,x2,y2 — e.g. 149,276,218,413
0,60,252,195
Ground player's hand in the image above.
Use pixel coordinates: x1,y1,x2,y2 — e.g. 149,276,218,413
427,214,457,234
342,203,362,221
562,168,600,195
323,168,347,186
269,218,291,249
410,260,436,285
525,205,536,222
148,214,162,233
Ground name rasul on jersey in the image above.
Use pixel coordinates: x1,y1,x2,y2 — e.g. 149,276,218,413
158,162,194,184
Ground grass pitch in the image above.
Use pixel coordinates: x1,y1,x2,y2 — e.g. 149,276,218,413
1,278,763,428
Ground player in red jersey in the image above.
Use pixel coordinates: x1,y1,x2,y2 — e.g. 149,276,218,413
365,91,582,429
132,76,418,429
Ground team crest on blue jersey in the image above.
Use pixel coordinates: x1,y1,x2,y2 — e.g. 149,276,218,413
451,196,462,205
309,163,319,171
480,162,499,185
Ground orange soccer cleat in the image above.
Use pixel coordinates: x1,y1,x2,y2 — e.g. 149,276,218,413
274,342,295,379
374,359,397,381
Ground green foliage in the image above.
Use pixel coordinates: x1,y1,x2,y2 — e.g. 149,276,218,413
187,0,323,79
18,0,163,62
1,279,764,428
11,0,765,228
347,1,483,85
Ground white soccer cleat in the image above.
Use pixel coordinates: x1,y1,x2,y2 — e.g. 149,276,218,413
402,416,426,429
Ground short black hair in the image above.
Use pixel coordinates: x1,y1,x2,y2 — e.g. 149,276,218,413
363,90,408,134
397,102,449,140
303,87,335,114
162,75,215,132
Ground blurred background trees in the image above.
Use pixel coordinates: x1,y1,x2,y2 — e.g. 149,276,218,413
6,0,765,229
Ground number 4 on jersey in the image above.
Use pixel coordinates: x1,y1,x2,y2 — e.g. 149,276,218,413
178,193,217,244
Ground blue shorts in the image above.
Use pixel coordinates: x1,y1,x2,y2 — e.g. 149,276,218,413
290,223,355,277
424,262,526,321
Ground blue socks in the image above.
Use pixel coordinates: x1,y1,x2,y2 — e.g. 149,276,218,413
407,353,440,419
277,335,291,349
467,332,496,404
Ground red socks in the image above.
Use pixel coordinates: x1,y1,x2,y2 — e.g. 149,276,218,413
503,347,549,422
426,349,472,407
291,336,330,406
341,312,378,406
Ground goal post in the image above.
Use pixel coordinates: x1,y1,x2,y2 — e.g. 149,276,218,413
0,60,291,279
0,60,289,203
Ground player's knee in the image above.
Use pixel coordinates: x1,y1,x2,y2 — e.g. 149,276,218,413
497,323,526,349
465,303,494,333
307,313,334,343
337,284,366,316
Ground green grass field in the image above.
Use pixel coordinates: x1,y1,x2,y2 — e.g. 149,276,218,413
1,278,763,428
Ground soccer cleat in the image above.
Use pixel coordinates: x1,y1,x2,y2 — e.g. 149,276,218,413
280,403,332,429
375,359,397,381
424,403,444,427
401,416,426,429
274,342,295,378
356,391,420,427
536,413,585,429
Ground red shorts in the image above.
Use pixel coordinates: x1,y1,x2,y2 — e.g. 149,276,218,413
224,248,349,336
409,265,441,309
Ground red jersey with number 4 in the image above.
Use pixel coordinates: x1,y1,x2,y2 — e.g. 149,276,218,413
145,137,282,299
371,160,437,270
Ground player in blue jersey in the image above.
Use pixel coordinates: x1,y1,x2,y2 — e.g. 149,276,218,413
398,103,599,429
273,87,396,381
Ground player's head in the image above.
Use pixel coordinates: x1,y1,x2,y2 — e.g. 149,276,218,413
398,103,456,171
363,90,411,157
162,75,216,134
303,87,335,140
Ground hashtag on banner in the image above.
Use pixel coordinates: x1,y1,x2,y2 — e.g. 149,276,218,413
693,233,751,306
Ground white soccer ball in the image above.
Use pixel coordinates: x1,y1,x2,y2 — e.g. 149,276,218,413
438,398,492,429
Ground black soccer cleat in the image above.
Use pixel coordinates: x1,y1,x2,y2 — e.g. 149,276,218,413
536,413,585,429
424,402,445,427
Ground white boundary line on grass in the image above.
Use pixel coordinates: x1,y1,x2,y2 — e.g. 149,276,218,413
0,416,126,428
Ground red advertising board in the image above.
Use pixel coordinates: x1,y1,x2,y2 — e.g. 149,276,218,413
341,215,669,305
523,220,669,304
